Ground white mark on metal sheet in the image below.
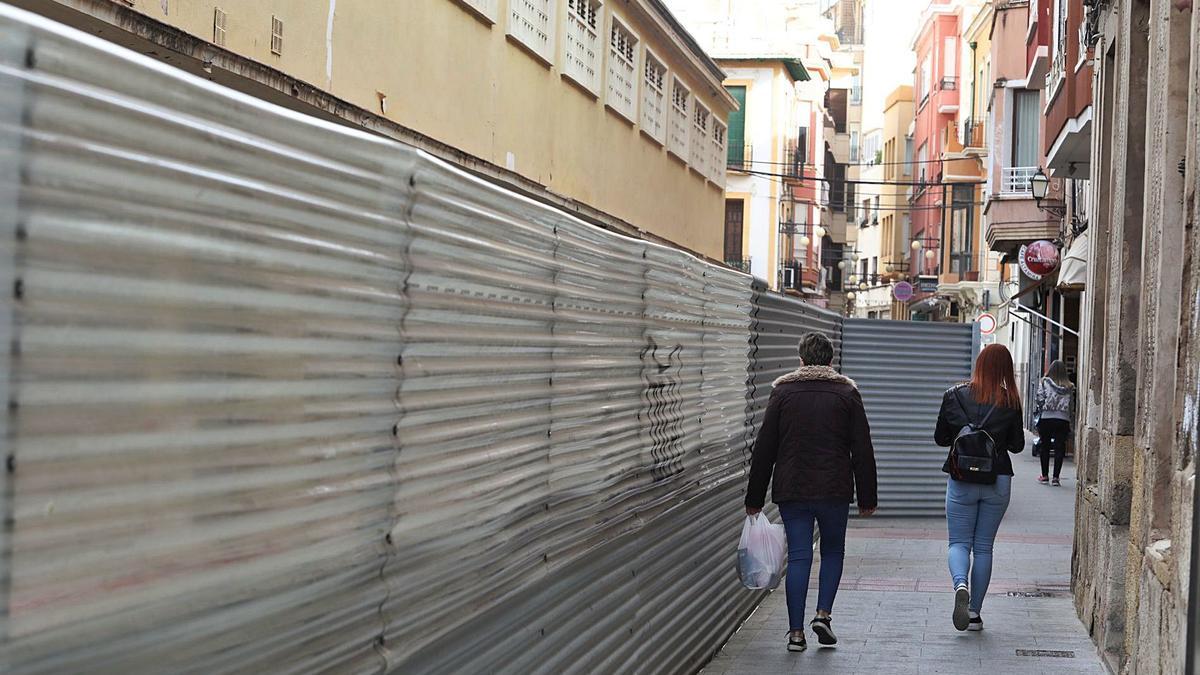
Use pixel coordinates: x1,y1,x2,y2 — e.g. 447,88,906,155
1185,285,1200,456
325,0,337,86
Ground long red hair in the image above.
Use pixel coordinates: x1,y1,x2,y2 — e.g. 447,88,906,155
970,344,1021,409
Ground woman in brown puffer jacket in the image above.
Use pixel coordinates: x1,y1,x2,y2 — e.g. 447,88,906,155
744,332,878,653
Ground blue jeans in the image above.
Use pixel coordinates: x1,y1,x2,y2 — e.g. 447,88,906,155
778,500,850,631
945,475,1011,612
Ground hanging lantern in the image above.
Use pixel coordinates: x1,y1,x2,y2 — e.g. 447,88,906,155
925,249,936,260
859,282,868,291
814,225,827,239
911,239,923,250
799,235,811,247
846,291,856,301
837,260,846,270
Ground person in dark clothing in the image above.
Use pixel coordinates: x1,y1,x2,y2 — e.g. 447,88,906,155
1034,360,1075,485
934,344,1025,633
744,332,878,653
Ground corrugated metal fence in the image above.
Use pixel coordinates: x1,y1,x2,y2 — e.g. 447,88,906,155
0,7,977,673
840,319,979,517
0,8,815,674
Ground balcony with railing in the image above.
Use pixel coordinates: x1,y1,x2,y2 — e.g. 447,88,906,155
724,257,752,274
727,144,753,172
962,118,985,149
999,166,1038,195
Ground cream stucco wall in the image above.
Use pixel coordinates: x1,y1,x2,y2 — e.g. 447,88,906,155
98,0,734,258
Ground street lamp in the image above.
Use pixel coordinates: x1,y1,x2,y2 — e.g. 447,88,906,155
911,239,923,251
859,281,868,291
924,249,936,260
814,225,827,239
846,291,856,301
1030,167,1067,219
1030,167,1050,201
837,260,846,270
799,234,811,247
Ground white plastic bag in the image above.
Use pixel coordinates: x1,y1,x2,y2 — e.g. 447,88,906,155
737,512,787,590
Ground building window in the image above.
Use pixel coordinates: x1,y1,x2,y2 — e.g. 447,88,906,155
949,184,975,273
270,15,283,55
710,121,728,185
943,37,956,81
917,142,928,184
454,0,499,22
1012,89,1040,168
667,77,690,160
213,7,227,46
872,196,880,224
508,0,555,64
563,0,602,94
725,85,747,168
850,74,862,104
605,16,638,121
640,51,667,145
919,56,931,103
724,199,745,266
690,103,711,175
850,130,860,162
904,136,914,175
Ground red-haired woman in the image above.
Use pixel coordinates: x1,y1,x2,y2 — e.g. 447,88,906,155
934,344,1025,633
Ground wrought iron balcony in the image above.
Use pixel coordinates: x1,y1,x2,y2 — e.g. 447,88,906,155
728,144,753,171
725,257,752,273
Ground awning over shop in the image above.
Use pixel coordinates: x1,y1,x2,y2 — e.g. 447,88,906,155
1057,231,1088,292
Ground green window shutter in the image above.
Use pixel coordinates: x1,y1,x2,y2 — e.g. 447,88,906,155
725,86,746,167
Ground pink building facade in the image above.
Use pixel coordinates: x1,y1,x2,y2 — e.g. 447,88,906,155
908,2,967,298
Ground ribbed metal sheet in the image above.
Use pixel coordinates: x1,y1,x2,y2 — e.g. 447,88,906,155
746,287,843,439
840,319,979,517
0,7,764,674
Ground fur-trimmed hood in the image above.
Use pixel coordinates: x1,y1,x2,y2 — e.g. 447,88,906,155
773,365,857,389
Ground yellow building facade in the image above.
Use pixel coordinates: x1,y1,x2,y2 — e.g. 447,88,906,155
27,0,736,259
878,85,915,282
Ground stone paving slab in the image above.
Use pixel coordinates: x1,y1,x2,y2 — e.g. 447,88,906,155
704,451,1109,674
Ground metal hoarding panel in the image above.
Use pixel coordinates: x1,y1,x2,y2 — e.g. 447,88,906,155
386,154,759,673
840,319,977,517
0,7,764,674
746,291,843,439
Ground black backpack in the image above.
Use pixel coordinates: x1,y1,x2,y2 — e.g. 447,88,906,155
950,389,999,484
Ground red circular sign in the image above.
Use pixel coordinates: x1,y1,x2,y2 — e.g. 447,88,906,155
1020,240,1060,280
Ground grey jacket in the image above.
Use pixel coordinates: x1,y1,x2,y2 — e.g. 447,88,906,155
1035,378,1075,423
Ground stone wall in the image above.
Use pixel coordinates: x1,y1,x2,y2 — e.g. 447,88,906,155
1073,0,1199,672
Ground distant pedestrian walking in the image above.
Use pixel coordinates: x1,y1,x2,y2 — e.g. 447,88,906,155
745,332,878,653
934,344,1025,632
1034,360,1075,487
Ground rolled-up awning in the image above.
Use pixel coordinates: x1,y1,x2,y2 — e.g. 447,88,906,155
1057,231,1088,292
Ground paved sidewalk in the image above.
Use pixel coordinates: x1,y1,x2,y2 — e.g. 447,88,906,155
706,450,1108,674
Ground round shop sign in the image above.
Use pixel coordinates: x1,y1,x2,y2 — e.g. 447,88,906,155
1019,240,1060,280
893,281,914,302
977,312,997,335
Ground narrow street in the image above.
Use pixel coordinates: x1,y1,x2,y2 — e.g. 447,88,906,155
706,446,1106,674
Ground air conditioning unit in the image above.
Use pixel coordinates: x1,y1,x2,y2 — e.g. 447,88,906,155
782,266,798,290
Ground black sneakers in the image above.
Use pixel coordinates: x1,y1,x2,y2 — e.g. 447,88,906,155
968,613,984,631
787,631,807,652
810,616,838,646
953,584,971,631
